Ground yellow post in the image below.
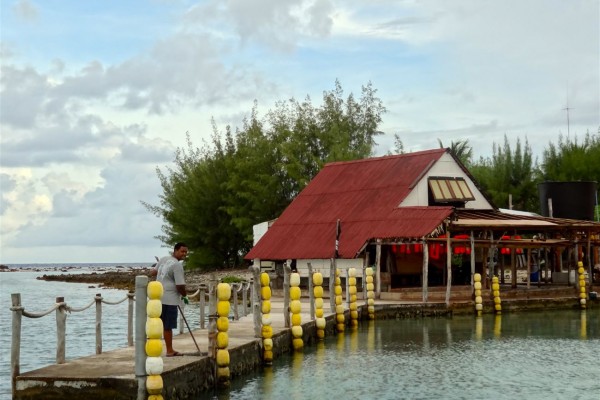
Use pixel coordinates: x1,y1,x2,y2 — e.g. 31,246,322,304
334,269,345,332
290,272,303,350
146,281,164,400
365,267,375,319
577,261,587,309
473,273,483,316
313,272,325,339
492,276,502,314
216,282,232,385
259,273,273,363
348,268,358,327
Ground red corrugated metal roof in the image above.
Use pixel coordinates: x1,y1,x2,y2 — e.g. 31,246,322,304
245,149,454,260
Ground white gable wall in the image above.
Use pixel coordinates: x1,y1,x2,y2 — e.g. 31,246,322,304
399,153,494,209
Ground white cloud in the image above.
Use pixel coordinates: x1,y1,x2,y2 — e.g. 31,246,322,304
0,0,598,263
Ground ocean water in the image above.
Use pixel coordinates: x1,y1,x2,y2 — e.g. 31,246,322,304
0,263,155,400
2,265,599,400
214,311,600,400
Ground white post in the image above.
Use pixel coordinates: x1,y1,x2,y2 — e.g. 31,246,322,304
283,260,291,328
55,297,66,364
11,293,23,398
127,291,134,346
445,232,452,306
308,263,315,320
422,241,429,303
95,293,102,355
135,275,148,400
375,239,382,298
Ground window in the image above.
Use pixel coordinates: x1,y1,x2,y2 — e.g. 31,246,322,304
428,177,475,202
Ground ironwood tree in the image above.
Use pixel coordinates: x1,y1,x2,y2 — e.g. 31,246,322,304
144,81,386,269
469,135,540,212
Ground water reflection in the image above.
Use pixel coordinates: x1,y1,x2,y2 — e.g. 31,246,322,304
216,309,599,400
494,314,502,338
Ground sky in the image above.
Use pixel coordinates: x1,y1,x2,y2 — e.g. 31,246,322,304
1,0,598,264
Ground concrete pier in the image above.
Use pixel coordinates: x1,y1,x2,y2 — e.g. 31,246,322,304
12,289,587,400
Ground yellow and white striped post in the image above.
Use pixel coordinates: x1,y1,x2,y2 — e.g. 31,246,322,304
260,273,274,364
577,261,587,309
365,267,375,319
216,282,231,386
473,273,483,316
313,272,325,339
348,268,358,327
146,281,164,400
492,276,502,314
290,272,303,350
334,269,345,332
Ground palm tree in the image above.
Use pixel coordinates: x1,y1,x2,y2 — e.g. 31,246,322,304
438,139,473,166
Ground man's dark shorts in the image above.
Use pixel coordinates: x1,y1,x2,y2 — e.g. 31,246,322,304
161,304,178,330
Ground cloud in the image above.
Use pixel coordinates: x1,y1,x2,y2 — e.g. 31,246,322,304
13,0,38,22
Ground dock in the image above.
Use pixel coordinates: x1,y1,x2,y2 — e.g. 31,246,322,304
12,287,587,400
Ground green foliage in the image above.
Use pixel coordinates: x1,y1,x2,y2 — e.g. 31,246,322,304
541,131,600,183
470,135,540,212
438,139,473,166
144,80,386,269
221,275,245,283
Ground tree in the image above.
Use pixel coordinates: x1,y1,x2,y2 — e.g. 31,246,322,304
470,135,539,211
144,81,387,269
438,138,473,166
541,131,600,183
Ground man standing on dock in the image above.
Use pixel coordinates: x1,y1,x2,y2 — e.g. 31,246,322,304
154,242,188,357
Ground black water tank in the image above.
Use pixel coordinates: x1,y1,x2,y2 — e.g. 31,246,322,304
538,181,598,220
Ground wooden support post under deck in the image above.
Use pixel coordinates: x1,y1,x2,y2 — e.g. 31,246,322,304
445,230,452,306
375,239,382,299
307,263,315,320
526,249,531,289
422,240,429,303
283,261,291,328
470,231,475,286
329,258,336,313
251,261,262,337
511,250,517,289
587,233,592,288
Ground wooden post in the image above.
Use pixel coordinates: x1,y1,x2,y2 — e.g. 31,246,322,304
544,247,549,286
330,258,336,312
527,248,531,289
308,263,315,320
127,291,134,347
55,297,66,364
375,239,382,298
95,293,102,355
232,283,239,321
208,272,218,356
283,261,291,328
445,231,452,306
251,264,262,337
134,275,148,400
423,240,429,303
134,276,148,400
470,231,475,286
199,286,206,329
345,268,350,309
511,249,517,289
567,247,572,287
363,255,368,305
11,293,23,398
587,232,592,288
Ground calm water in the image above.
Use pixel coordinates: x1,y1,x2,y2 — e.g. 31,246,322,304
2,266,599,400
209,310,599,400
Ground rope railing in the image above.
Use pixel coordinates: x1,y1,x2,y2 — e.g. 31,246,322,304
185,281,252,331
10,291,134,397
